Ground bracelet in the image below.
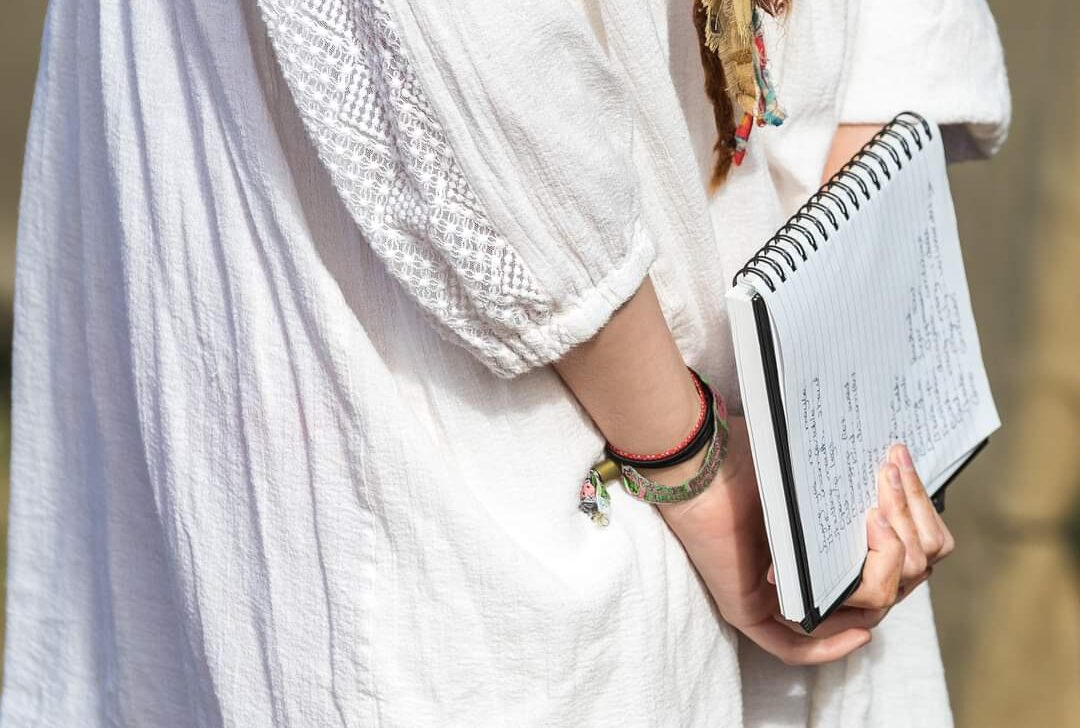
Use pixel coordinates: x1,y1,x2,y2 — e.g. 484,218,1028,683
621,379,729,504
578,372,729,526
604,366,710,467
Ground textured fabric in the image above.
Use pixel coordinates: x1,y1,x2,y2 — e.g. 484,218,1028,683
259,0,559,377
254,0,658,377
839,0,1012,161
1,0,1008,726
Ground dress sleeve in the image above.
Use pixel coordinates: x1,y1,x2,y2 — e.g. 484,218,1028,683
840,0,1012,161
256,0,655,378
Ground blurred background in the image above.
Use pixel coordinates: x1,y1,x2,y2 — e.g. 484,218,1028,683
0,2,1077,726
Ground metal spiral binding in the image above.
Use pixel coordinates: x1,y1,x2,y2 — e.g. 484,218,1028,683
732,111,934,292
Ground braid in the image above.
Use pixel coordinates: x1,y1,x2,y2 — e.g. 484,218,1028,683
693,1,736,190
694,0,790,192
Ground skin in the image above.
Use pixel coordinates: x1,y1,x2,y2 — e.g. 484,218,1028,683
553,124,955,666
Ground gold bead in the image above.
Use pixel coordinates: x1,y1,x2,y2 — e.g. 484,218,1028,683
593,458,622,484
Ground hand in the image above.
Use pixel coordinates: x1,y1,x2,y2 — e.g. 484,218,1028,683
655,418,954,665
839,443,955,611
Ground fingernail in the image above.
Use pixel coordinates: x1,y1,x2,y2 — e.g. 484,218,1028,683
874,510,891,529
897,445,915,473
887,465,902,490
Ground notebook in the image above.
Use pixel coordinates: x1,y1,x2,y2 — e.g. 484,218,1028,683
725,112,1001,632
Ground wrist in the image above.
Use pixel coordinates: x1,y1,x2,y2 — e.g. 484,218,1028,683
580,370,733,525
655,414,748,523
603,363,703,460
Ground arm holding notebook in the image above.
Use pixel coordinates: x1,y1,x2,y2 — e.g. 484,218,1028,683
554,227,949,665
556,118,963,662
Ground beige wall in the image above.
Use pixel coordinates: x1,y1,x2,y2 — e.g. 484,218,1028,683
0,1,1076,724
938,2,1080,723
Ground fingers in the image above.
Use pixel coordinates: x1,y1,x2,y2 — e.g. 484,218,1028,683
888,445,950,564
744,562,875,665
878,462,927,581
742,617,872,666
845,507,904,610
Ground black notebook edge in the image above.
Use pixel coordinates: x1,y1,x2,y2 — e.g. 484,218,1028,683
930,438,988,514
751,293,990,633
750,294,820,629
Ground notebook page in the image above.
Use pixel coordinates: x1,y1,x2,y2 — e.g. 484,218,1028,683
759,132,1001,606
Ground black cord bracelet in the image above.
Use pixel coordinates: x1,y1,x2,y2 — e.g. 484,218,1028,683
603,367,717,469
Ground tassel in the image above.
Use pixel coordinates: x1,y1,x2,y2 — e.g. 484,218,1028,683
696,0,790,183
751,8,786,128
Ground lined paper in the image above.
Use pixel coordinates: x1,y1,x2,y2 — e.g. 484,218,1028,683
758,131,1000,606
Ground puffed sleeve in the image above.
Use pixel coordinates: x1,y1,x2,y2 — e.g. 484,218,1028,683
256,0,655,378
840,0,1012,161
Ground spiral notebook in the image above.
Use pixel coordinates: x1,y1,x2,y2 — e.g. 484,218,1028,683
726,112,1001,632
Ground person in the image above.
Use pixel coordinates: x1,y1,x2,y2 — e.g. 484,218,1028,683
0,0,1009,725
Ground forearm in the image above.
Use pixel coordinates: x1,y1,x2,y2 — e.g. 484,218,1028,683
552,276,704,483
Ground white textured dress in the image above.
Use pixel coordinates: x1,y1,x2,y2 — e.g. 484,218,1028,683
1,0,1009,726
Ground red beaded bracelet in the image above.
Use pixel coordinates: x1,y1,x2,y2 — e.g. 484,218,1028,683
603,366,712,467
578,369,729,526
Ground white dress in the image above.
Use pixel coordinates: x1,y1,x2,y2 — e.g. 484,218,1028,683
1,0,1009,726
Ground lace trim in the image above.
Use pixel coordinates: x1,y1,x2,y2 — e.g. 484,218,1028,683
257,0,566,375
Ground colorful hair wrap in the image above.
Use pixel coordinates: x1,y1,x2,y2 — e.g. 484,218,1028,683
695,0,789,187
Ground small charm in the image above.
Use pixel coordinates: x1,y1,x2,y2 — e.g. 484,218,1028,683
578,469,612,527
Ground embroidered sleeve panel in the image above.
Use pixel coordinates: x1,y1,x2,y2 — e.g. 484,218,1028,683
257,0,652,377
